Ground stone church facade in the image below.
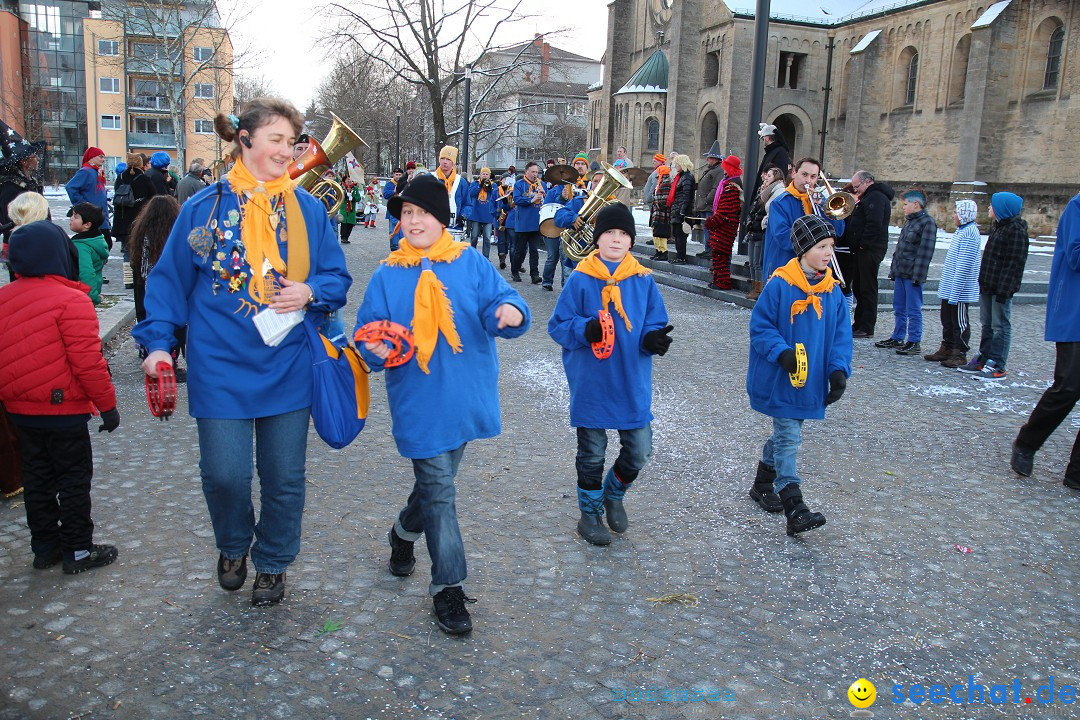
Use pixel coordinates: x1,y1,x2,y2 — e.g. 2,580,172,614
590,0,1079,234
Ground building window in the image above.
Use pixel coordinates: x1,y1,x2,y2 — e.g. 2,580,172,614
28,4,61,34
193,83,214,99
905,52,919,105
1045,25,1064,89
98,39,119,56
777,52,807,89
948,35,970,105
703,52,719,87
645,118,660,151
193,46,214,63
132,117,174,134
101,115,121,130
99,77,120,94
194,119,214,134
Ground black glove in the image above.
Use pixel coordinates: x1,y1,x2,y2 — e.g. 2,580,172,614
779,348,799,374
642,325,674,356
825,370,847,405
584,318,603,343
98,407,120,433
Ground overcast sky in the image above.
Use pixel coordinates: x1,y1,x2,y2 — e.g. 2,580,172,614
219,0,609,109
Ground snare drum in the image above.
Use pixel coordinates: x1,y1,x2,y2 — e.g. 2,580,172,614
539,203,564,238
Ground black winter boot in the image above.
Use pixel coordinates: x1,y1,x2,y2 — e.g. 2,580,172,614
748,461,783,514
779,485,826,536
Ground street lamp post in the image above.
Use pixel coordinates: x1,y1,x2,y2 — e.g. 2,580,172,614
462,64,473,177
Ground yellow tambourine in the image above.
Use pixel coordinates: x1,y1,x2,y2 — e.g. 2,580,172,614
788,343,808,388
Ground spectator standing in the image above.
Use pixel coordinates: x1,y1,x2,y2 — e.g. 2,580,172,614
649,164,672,261
959,192,1029,379
694,142,725,259
704,155,743,290
875,189,937,356
744,165,785,300
177,160,207,204
65,147,112,246
668,155,696,265
924,200,982,368
144,152,174,197
844,170,895,338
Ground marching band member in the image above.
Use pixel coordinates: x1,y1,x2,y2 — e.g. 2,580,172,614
466,167,499,260
383,166,407,251
762,157,845,278
436,146,470,231
511,161,546,284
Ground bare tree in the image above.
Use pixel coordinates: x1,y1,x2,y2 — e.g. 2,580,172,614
233,72,273,109
101,0,250,168
324,0,531,156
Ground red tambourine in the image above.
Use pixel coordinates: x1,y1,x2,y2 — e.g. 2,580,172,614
145,362,177,420
354,321,416,368
591,310,615,360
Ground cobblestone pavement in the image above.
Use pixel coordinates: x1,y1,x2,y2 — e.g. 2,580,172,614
2,220,1078,720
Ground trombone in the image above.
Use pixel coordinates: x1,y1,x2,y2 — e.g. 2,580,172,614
805,172,853,288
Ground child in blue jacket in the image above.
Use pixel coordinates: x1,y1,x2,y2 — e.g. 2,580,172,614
548,203,673,546
746,214,853,536
355,174,530,635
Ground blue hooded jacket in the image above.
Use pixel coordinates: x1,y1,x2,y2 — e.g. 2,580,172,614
1045,193,1080,342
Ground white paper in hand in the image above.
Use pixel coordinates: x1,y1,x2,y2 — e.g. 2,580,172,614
252,307,304,347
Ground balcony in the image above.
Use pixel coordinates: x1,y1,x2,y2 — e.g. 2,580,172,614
126,57,181,76
127,132,177,149
128,95,172,112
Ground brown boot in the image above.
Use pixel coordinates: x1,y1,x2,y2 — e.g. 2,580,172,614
746,281,763,301
941,351,967,369
923,343,950,362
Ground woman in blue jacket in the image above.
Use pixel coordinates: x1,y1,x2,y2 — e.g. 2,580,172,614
134,97,351,607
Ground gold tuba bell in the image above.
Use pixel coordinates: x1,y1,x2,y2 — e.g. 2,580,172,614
819,174,856,220
560,162,633,263
287,112,369,216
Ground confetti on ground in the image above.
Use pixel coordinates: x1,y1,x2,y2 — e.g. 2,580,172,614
953,544,973,554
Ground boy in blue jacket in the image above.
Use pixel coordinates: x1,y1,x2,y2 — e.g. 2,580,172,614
548,203,673,546
355,174,530,635
746,214,852,536
466,167,499,259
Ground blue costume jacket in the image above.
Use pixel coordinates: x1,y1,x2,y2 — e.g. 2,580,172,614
763,192,844,277
548,259,669,429
513,179,543,232
467,180,499,225
747,260,852,419
355,248,531,458
65,167,111,230
132,180,351,418
1046,193,1080,342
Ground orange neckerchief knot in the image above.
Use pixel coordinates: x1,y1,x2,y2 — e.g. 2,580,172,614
382,231,467,373
785,181,816,217
225,157,309,304
436,167,457,197
574,250,652,331
770,258,838,323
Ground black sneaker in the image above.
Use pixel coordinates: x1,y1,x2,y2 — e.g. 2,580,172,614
695,250,712,259
432,586,475,634
63,544,118,574
895,341,922,356
388,527,415,577
1010,442,1034,477
251,572,285,606
33,549,63,570
531,277,542,285
874,338,902,348
217,553,248,591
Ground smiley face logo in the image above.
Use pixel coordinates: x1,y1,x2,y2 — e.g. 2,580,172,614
848,678,876,709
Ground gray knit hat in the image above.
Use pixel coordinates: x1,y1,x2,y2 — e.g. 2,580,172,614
790,215,836,257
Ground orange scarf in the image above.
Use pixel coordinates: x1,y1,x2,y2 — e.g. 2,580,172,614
382,230,467,374
526,177,543,199
477,178,490,203
770,258,838,323
574,251,652,331
437,167,457,196
226,157,309,304
785,181,815,216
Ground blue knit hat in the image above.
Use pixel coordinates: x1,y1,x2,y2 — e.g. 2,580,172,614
149,151,172,169
991,192,1023,220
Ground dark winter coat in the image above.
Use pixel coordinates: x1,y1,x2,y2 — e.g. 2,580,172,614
694,162,724,216
651,174,672,238
844,182,895,253
979,214,1029,300
889,209,937,284
0,221,116,417
670,171,695,226
112,168,156,237
144,166,172,197
0,170,45,242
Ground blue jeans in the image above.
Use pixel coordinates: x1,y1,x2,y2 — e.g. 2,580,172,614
762,417,804,493
196,407,310,574
388,218,401,251
978,292,1013,370
890,277,923,342
747,238,763,283
575,425,653,493
395,444,468,595
542,235,561,287
502,227,514,259
468,221,493,259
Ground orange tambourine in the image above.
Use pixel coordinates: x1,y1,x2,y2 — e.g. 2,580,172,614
145,362,177,419
354,321,416,368
591,310,615,360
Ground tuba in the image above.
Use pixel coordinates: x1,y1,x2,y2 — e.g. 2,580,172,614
287,112,369,216
818,174,856,220
560,162,633,263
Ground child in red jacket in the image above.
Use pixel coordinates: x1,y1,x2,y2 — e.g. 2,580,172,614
0,220,120,574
